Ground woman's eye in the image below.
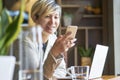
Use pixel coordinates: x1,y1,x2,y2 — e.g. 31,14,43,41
44,15,60,19
55,16,59,19
45,15,50,18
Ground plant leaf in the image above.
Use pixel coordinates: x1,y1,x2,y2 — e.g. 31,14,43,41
0,0,25,55
78,46,94,57
0,9,12,54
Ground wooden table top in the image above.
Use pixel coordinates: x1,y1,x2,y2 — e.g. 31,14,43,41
102,75,120,80
56,75,120,80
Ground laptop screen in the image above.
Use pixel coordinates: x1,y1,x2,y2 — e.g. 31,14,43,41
0,56,16,80
89,44,109,79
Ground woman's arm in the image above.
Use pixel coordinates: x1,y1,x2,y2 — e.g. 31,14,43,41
43,52,66,79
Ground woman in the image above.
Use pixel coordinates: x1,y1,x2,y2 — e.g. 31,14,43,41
23,0,76,79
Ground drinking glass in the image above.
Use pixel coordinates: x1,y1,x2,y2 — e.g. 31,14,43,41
19,69,43,80
67,66,89,80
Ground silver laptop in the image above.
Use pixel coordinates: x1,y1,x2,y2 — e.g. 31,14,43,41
0,56,16,80
88,44,109,79
56,44,109,79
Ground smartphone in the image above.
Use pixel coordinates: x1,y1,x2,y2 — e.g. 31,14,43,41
66,26,78,38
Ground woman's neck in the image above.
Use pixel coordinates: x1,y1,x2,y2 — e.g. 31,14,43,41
42,31,50,44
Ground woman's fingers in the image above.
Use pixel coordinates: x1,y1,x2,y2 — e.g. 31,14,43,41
62,32,72,41
64,38,77,51
52,34,77,55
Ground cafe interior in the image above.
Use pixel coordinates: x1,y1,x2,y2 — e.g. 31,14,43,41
0,0,120,80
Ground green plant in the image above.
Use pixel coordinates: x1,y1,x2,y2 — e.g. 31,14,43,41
78,46,94,57
0,0,25,55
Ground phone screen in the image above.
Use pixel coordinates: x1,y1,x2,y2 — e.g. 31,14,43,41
66,26,78,38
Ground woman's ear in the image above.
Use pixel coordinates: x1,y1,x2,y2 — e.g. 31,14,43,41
31,15,38,23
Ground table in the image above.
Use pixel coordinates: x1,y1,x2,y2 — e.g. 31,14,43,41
102,75,115,79
102,75,120,80
56,75,120,80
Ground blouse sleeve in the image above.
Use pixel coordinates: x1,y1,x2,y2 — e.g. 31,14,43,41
43,52,67,79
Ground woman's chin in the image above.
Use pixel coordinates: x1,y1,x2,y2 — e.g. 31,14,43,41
46,30,56,34
43,31,53,35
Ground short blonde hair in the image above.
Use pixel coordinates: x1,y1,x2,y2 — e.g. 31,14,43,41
31,0,61,21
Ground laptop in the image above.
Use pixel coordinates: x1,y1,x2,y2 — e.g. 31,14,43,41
88,44,109,79
0,56,16,80
56,44,109,80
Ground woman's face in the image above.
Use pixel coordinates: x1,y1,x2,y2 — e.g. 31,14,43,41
36,11,60,34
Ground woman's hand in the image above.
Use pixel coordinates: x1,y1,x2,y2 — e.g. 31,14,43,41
51,32,77,58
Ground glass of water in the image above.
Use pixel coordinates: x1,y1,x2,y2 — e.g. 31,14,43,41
19,69,43,80
67,66,89,80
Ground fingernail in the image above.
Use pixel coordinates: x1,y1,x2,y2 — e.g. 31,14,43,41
71,43,75,47
72,38,77,42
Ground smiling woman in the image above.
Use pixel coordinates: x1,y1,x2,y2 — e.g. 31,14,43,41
21,0,77,80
